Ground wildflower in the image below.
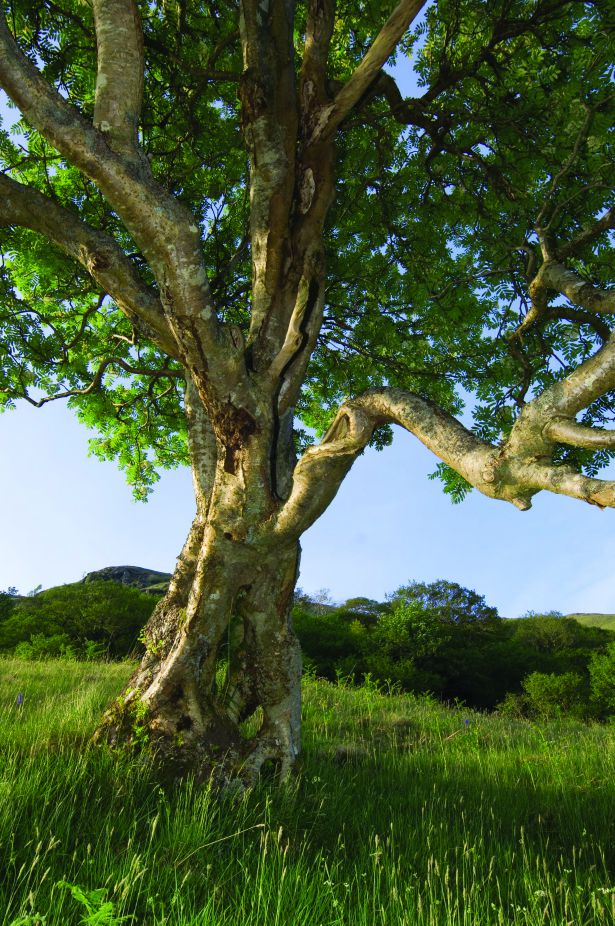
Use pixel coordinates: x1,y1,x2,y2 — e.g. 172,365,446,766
17,692,23,707
464,718,469,728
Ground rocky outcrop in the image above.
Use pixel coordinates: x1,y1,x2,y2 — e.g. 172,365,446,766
82,566,171,594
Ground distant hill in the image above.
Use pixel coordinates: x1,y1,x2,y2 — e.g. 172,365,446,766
567,613,615,631
82,566,171,595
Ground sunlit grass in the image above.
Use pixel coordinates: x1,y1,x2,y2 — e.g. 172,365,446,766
1,658,614,925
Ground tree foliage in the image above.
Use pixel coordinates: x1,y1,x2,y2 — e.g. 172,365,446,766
1,0,614,497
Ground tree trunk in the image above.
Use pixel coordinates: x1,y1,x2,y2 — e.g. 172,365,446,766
95,383,303,788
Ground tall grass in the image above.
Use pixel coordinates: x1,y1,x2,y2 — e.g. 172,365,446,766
0,658,614,925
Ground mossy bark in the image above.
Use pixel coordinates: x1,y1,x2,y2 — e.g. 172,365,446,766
95,384,302,787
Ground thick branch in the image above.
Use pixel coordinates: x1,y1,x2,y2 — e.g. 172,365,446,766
512,258,614,341
275,378,615,540
543,418,615,450
239,0,298,342
512,330,615,428
313,0,427,141
540,261,615,315
0,13,222,377
301,0,336,104
0,172,178,357
92,0,144,155
274,389,497,538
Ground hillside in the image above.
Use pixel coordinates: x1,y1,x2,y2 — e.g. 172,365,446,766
567,613,615,631
82,565,171,595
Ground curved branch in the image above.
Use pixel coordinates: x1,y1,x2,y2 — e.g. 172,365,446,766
0,12,222,372
511,256,615,341
274,381,615,540
311,0,427,142
544,306,611,344
19,356,180,408
92,0,144,155
0,172,179,358
274,389,498,538
543,418,615,450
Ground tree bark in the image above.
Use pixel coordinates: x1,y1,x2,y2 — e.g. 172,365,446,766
95,381,302,788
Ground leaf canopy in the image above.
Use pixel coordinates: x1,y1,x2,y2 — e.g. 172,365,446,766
1,0,613,496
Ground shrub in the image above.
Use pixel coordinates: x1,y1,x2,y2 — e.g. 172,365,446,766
589,642,615,717
14,633,77,661
0,581,158,657
521,671,589,719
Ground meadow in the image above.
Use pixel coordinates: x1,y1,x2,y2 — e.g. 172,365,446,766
0,658,614,926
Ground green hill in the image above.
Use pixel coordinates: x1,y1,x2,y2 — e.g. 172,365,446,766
567,613,615,631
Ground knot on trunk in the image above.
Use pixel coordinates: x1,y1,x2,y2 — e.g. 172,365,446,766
238,69,268,130
216,402,257,474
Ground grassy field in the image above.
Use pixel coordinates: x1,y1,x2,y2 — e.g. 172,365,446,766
0,659,614,925
568,614,615,632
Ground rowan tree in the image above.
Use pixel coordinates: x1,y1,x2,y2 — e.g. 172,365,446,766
1,0,613,785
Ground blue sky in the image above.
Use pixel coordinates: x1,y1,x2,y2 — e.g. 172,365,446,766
2,394,614,616
1,39,614,616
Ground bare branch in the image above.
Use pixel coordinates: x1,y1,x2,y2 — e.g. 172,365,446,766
544,417,615,450
0,172,178,357
311,0,427,142
92,0,144,155
239,0,299,343
520,330,615,422
274,389,497,537
20,356,180,408
511,257,615,341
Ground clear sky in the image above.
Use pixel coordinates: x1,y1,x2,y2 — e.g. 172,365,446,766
1,40,614,617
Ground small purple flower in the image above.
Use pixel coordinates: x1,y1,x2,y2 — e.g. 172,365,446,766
464,718,469,728
17,692,23,707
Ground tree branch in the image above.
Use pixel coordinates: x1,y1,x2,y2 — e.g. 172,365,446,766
556,207,615,261
19,356,181,408
540,261,615,315
0,172,178,357
0,11,223,379
239,0,299,344
301,0,336,105
544,305,611,344
92,0,144,156
311,0,427,142
544,418,615,449
275,365,615,538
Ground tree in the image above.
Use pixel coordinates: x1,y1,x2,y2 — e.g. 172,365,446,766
388,580,499,625
0,0,613,785
0,581,157,656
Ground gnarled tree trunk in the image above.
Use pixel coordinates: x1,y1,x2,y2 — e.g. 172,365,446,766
96,380,303,786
